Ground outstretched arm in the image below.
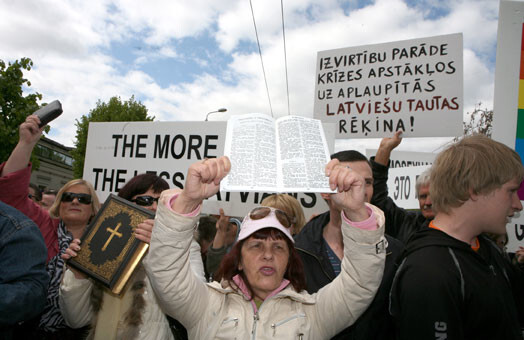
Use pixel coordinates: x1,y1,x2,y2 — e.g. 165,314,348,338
206,209,232,278
210,208,232,249
325,158,370,221
374,130,402,166
0,116,57,260
2,115,43,176
311,160,386,339
172,157,231,213
144,157,230,330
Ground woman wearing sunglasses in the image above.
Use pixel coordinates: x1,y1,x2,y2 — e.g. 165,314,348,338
60,173,205,340
144,156,386,339
0,115,100,339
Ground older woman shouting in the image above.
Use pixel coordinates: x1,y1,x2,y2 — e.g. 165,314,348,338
144,156,386,339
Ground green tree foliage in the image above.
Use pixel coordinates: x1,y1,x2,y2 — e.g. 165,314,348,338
0,58,44,167
71,96,154,178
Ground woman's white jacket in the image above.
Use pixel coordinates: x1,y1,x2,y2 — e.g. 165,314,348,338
144,191,386,340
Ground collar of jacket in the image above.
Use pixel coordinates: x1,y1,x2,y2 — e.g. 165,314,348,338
294,211,330,256
207,280,316,304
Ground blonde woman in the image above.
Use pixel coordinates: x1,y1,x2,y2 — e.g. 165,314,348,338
0,115,100,338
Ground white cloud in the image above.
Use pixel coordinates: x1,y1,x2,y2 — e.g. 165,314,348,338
0,0,507,154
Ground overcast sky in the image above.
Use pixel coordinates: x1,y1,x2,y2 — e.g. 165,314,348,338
0,0,504,153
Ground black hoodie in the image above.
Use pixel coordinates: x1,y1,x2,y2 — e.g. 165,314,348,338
390,228,524,340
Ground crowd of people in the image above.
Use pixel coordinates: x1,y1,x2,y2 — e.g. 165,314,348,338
1,113,524,340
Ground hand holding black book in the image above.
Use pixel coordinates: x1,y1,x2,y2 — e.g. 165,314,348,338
67,194,153,294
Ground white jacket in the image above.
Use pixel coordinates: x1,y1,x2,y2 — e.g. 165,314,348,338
59,239,205,340
144,191,386,340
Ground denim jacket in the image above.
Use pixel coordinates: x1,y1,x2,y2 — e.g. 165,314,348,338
0,201,49,334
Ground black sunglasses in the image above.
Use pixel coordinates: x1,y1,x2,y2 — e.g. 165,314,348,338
131,195,159,206
62,192,92,205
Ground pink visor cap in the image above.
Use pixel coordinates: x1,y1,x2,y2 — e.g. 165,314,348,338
237,208,294,243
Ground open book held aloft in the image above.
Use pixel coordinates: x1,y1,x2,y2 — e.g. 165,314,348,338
221,113,334,193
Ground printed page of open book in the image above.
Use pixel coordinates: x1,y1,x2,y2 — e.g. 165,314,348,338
222,113,334,193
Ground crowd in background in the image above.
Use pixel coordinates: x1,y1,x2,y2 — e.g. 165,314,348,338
1,115,524,340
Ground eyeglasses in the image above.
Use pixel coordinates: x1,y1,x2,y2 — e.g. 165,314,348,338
249,207,293,229
131,195,159,207
62,192,92,205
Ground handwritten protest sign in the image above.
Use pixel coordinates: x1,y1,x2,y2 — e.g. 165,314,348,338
82,120,335,219
314,33,463,138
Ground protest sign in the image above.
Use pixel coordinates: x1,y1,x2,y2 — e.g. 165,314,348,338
492,0,524,201
491,2,524,253
506,213,524,254
314,33,463,138
82,120,334,219
384,165,431,210
365,149,435,168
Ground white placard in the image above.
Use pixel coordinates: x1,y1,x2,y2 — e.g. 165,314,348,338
506,211,524,253
314,33,463,138
492,0,523,148
385,165,431,209
82,120,334,219
365,149,436,168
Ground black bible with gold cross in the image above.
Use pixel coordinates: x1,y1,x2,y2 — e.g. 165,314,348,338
67,194,153,294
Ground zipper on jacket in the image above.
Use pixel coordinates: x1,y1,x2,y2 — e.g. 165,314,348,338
270,313,306,336
251,313,259,339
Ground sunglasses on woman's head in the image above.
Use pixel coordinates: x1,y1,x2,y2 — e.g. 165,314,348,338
131,195,159,206
249,207,293,229
62,192,92,205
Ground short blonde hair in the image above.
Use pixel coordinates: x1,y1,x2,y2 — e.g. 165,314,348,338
261,194,306,235
431,134,524,214
49,179,101,221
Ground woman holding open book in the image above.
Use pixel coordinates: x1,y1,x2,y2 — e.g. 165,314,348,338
144,156,386,339
0,115,101,338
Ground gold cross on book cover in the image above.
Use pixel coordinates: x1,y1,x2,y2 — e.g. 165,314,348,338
67,194,153,294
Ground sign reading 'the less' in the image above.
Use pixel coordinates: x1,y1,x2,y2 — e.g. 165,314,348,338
314,33,463,138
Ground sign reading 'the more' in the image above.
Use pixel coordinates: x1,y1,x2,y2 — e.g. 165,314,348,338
314,33,463,138
82,120,335,219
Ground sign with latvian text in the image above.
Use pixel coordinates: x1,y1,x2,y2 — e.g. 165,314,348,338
314,33,463,138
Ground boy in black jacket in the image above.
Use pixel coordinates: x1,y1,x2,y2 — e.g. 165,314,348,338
390,134,524,340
